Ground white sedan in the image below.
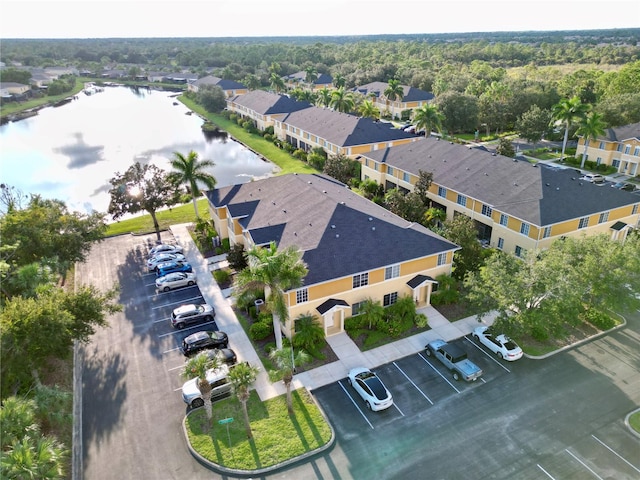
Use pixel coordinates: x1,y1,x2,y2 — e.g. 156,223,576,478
149,243,183,257
347,367,393,411
472,326,523,361
147,252,186,271
155,272,197,292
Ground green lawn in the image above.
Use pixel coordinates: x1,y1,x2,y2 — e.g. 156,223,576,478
629,410,640,434
185,389,332,471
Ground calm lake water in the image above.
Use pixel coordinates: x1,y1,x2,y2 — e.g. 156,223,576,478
0,86,274,215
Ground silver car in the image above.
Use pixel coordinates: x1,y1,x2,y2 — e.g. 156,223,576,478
181,365,231,408
155,272,197,292
147,252,186,271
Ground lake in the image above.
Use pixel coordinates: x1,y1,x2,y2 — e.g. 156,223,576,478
0,85,275,215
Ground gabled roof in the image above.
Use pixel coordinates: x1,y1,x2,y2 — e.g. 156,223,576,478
353,81,434,102
284,71,333,85
363,137,639,226
206,174,458,286
193,75,246,90
280,107,417,147
228,90,312,115
602,122,640,142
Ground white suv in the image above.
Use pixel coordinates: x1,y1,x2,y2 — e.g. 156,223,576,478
581,173,605,184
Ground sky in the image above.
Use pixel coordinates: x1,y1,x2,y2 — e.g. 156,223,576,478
1,0,639,39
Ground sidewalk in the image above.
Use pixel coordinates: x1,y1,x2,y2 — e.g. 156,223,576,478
170,223,496,401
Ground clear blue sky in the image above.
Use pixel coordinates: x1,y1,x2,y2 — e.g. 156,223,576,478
1,0,639,39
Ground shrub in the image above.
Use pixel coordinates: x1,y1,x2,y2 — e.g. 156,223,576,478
221,238,230,252
213,268,230,285
583,309,615,330
227,244,248,271
415,313,428,328
249,319,274,340
430,274,460,305
293,314,325,358
530,324,549,342
264,133,273,142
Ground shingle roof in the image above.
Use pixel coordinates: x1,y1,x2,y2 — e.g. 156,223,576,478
281,107,417,147
284,71,333,85
363,137,639,226
194,75,246,90
229,90,311,115
206,174,458,286
353,81,434,102
603,122,640,142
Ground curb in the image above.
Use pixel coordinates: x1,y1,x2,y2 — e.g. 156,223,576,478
182,387,336,477
624,408,640,439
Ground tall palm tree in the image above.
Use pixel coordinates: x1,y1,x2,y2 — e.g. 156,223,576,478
316,87,333,107
304,66,317,84
269,72,286,93
234,241,308,349
329,87,355,113
358,99,380,120
575,112,607,169
227,362,260,439
1,435,68,480
268,347,311,415
413,104,444,137
383,79,404,111
551,96,590,162
182,351,221,422
333,73,346,89
169,150,216,218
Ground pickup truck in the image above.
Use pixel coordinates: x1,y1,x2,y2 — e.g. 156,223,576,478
425,339,483,382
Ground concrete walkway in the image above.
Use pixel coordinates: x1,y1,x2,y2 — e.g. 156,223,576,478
170,223,496,400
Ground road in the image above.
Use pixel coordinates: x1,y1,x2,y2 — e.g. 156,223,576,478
78,233,640,479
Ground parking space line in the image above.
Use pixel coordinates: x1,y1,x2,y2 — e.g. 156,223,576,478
464,336,511,373
536,464,557,479
565,449,603,480
591,435,640,474
163,347,181,354
168,364,184,372
157,320,217,338
154,317,170,324
392,362,433,405
418,352,461,393
337,381,374,429
152,296,204,310
153,285,200,296
393,402,405,416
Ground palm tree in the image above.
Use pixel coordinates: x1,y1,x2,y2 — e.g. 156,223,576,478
304,66,317,84
329,87,355,113
227,362,260,439
169,150,216,218
333,73,346,89
424,207,446,228
234,241,308,349
358,99,380,120
551,96,590,162
269,72,286,93
291,313,325,357
1,436,68,480
316,87,333,107
182,351,221,421
384,79,404,112
575,112,607,169
413,104,443,137
268,347,311,415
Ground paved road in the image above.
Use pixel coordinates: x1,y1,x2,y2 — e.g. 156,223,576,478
78,233,640,479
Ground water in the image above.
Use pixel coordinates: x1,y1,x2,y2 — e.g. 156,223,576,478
0,85,274,215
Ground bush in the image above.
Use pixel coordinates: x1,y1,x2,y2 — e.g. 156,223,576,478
213,268,230,285
264,133,273,142
415,313,428,328
249,319,274,340
293,149,307,161
227,244,248,271
583,309,615,330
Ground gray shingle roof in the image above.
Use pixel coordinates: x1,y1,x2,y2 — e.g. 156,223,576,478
194,75,246,90
353,81,434,102
363,137,639,226
206,174,458,286
229,90,311,115
604,122,640,142
281,107,417,147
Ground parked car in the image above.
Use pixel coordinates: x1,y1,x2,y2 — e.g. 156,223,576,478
181,330,229,356
156,260,192,277
347,367,393,411
171,303,216,329
181,365,232,408
580,173,605,184
155,272,197,292
204,347,238,366
147,253,186,271
611,181,637,192
472,326,523,361
149,243,183,256
425,339,483,382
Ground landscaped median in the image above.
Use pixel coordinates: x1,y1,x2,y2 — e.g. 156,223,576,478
183,388,334,474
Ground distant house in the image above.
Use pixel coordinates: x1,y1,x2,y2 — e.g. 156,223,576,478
101,69,127,79
283,71,333,91
0,82,31,98
187,75,248,97
576,122,640,178
206,173,459,339
353,81,435,120
226,90,312,131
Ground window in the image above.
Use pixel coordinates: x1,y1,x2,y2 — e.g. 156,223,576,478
296,288,308,304
403,172,410,182
500,214,508,226
635,146,640,156
437,252,447,266
383,292,398,306
515,246,523,257
497,237,504,249
520,222,530,236
599,141,605,149
352,272,369,288
625,145,631,154
481,204,492,217
543,226,551,238
613,159,621,168
352,301,365,316
388,166,394,176
598,212,609,224
438,186,447,198
374,163,379,171
578,217,589,229
633,204,638,215
385,264,400,280
456,194,467,207
596,157,602,165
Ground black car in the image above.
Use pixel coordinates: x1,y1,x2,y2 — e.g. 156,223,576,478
205,347,238,366
181,330,228,356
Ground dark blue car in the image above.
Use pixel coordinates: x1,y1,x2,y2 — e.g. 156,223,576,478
155,260,192,277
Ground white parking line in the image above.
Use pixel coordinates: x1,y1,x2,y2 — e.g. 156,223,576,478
591,434,640,474
168,364,184,372
338,380,374,429
152,296,204,310
157,320,217,338
393,402,405,416
537,464,557,479
163,347,181,354
153,285,200,296
464,336,511,373
565,449,603,480
154,317,170,324
393,362,433,405
418,352,461,393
